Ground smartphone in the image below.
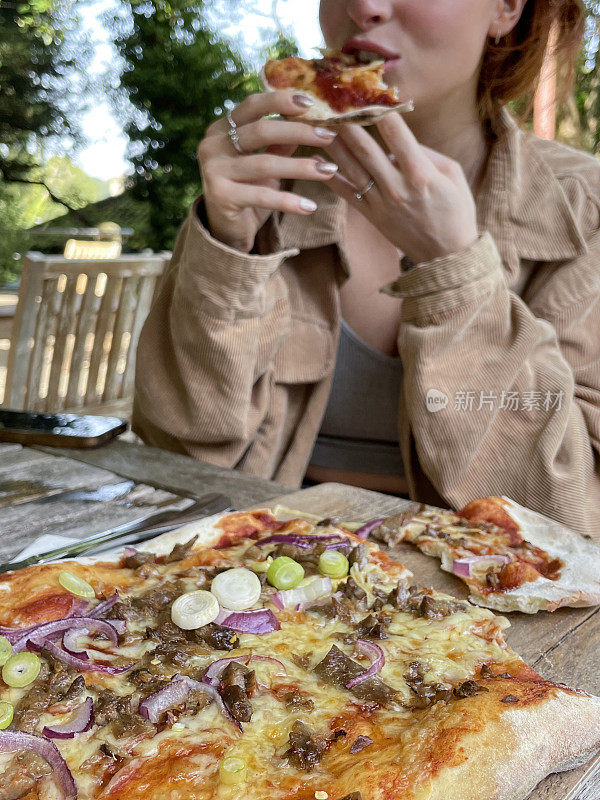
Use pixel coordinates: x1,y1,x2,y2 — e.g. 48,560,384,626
0,409,128,449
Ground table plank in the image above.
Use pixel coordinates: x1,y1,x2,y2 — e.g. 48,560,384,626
0,448,132,507
36,439,287,508
0,447,192,561
266,482,600,800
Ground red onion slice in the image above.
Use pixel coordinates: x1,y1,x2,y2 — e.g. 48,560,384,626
62,629,90,661
0,730,77,800
0,598,89,644
324,540,353,553
249,655,287,674
203,655,286,691
174,674,244,732
203,656,251,687
42,640,133,674
354,518,385,539
272,577,332,611
13,618,118,654
452,555,511,578
346,640,385,689
350,735,374,754
256,533,344,549
42,697,94,739
215,609,280,634
139,680,191,723
105,619,126,635
86,593,119,619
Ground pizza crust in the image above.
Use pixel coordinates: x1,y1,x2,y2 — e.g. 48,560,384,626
386,497,600,614
460,498,600,613
422,691,600,800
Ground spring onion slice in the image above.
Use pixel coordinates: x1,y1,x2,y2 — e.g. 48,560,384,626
211,568,262,611
267,557,305,590
318,551,349,579
171,590,220,630
272,576,332,610
247,556,273,574
59,571,95,599
2,652,41,688
0,636,12,667
220,756,247,785
0,701,13,729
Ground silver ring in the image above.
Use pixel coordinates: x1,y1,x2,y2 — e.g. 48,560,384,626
354,178,375,202
227,109,246,155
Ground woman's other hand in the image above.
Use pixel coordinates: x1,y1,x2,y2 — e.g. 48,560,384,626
197,92,339,253
324,112,480,264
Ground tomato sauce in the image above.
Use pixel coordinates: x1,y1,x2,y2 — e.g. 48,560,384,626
314,66,397,112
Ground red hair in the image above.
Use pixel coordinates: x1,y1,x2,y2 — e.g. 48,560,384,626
478,0,586,123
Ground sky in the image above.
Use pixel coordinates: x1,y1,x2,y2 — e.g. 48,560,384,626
75,0,323,180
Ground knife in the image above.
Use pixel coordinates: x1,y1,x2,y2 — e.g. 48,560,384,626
1,492,232,573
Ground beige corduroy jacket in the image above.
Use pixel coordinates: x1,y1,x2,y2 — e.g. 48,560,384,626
132,108,600,539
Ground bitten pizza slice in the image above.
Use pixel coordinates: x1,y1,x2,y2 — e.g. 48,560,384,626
261,51,413,125
374,496,600,613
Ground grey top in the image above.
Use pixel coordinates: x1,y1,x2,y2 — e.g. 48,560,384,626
309,319,405,476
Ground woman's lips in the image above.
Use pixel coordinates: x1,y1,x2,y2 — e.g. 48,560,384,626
383,58,401,74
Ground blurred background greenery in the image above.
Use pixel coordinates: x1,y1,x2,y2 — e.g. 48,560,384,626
0,0,599,285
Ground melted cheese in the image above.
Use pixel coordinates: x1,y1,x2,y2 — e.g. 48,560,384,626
1,514,524,800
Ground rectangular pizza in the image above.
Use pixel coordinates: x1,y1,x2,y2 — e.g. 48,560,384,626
0,504,599,800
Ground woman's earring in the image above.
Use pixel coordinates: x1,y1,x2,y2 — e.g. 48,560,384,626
495,31,501,45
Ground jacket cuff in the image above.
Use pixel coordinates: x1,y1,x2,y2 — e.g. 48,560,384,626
380,232,505,320
180,198,300,315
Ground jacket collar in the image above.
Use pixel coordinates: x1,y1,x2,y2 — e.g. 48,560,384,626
476,107,588,280
271,107,589,278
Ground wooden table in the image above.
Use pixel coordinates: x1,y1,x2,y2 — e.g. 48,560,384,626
1,441,598,800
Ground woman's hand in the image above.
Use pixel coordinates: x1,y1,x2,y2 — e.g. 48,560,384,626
323,113,479,264
198,91,339,253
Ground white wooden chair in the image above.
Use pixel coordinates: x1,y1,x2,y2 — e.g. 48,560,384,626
3,251,169,417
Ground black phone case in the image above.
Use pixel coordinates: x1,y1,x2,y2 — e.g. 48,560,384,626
0,409,128,449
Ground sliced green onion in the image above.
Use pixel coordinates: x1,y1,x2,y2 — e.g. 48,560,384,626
2,652,41,688
220,756,247,785
0,636,12,667
247,556,273,574
58,570,95,599
211,568,262,611
267,557,305,590
0,701,13,729
318,551,349,579
171,590,220,630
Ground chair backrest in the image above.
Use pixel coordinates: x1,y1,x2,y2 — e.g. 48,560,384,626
4,251,169,414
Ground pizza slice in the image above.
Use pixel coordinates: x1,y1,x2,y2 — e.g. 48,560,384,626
261,51,413,125
0,506,599,800
374,496,600,613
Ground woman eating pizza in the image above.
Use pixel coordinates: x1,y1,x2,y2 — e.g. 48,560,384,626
132,0,600,538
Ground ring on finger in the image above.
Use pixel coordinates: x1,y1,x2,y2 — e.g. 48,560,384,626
354,178,376,202
227,109,247,155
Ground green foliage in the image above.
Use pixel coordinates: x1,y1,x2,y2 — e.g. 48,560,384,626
111,0,255,251
0,0,92,282
0,157,110,284
0,0,76,183
557,5,600,153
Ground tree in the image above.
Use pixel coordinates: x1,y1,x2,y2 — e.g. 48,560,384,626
111,0,256,251
0,0,91,218
556,4,600,152
0,156,110,284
